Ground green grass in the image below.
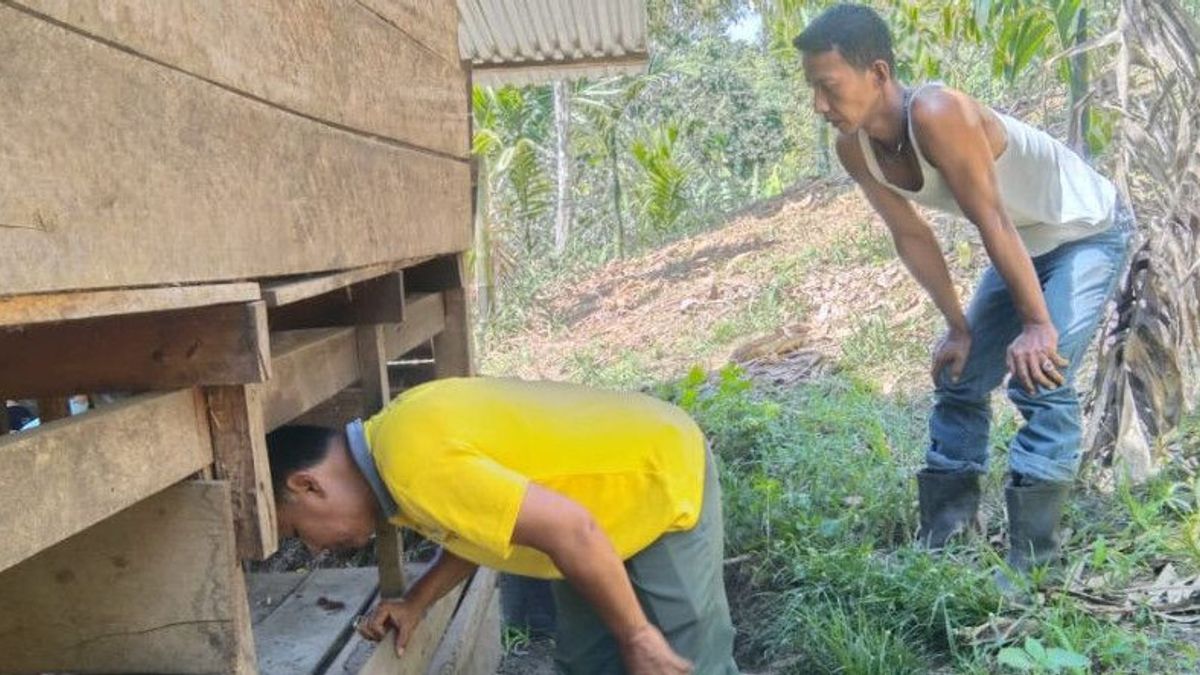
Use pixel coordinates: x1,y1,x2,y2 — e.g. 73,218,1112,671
652,364,1200,674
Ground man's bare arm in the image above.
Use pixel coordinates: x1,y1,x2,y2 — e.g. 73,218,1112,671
910,89,1066,392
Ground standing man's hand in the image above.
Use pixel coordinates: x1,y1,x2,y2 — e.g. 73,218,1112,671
620,624,693,674
1006,322,1068,394
931,326,972,385
358,598,424,657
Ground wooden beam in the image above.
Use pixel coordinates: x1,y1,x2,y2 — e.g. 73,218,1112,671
434,287,475,378
262,328,359,431
357,324,390,415
263,293,447,431
0,301,271,399
267,272,406,331
384,292,446,360
206,385,278,561
0,481,256,674
262,262,417,307
0,389,213,573
375,525,407,600
15,0,468,157
0,7,470,296
360,316,409,601
0,281,261,327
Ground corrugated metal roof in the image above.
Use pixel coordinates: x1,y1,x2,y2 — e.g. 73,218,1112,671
458,0,649,85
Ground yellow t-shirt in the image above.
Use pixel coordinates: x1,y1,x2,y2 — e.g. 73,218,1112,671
365,377,706,579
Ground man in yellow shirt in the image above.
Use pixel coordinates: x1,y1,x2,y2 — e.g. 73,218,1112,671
267,377,738,675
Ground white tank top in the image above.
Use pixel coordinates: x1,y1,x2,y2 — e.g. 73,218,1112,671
857,83,1117,256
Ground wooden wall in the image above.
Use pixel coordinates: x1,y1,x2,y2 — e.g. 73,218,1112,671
0,1,471,295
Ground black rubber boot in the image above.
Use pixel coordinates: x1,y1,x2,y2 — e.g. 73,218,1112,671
916,469,983,549
1005,476,1071,573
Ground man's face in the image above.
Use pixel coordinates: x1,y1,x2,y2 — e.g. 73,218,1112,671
801,48,884,134
275,450,377,554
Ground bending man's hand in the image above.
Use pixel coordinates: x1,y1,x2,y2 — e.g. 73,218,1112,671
1006,322,1068,395
621,624,694,674
931,327,971,385
358,598,423,657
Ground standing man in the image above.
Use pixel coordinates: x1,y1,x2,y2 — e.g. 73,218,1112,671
794,4,1132,577
267,377,738,674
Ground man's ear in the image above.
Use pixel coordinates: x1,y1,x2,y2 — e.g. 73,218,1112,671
872,60,892,87
285,470,324,498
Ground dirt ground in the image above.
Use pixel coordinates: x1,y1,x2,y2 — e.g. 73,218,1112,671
483,177,984,395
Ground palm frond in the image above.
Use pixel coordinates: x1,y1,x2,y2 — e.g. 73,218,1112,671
1085,0,1200,481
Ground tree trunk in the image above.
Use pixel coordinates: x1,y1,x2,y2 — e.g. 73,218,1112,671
473,162,494,324
553,80,572,256
608,131,626,259
1068,6,1091,157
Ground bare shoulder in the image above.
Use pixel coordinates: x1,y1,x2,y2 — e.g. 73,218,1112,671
909,85,981,129
910,86,999,166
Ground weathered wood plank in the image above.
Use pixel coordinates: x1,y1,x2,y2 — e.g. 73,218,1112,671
268,272,407,331
0,481,256,674
255,567,380,675
434,287,474,379
0,7,470,296
263,263,410,308
13,0,468,157
322,566,465,675
206,384,279,561
248,571,309,626
0,390,213,573
426,568,502,675
263,328,360,431
385,292,446,360
0,281,261,327
0,301,271,399
357,325,390,417
263,293,447,431
357,578,464,675
356,0,463,67
375,525,408,601
290,388,370,429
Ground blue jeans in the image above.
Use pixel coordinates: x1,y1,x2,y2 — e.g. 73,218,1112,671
927,204,1134,483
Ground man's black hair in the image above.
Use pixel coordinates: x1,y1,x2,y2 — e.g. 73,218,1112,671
266,425,341,496
793,3,895,74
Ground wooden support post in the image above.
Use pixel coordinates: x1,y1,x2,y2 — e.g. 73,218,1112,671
356,324,389,414
36,396,71,423
409,253,474,379
375,525,407,600
0,301,271,398
358,321,407,597
205,384,278,560
434,285,474,379
0,481,256,674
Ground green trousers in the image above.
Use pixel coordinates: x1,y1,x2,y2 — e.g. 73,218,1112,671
551,450,739,674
